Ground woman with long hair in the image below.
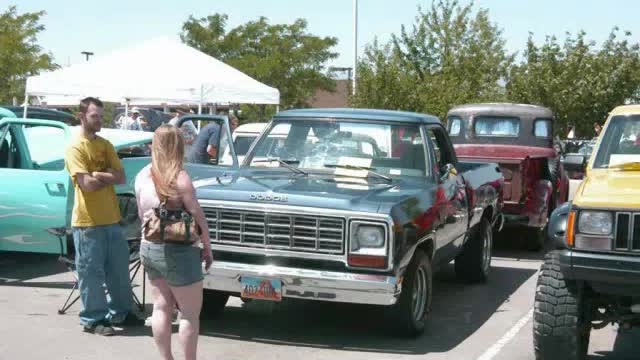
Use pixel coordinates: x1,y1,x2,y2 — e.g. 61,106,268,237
135,125,213,360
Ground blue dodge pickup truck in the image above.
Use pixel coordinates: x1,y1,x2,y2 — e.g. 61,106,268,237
175,108,505,336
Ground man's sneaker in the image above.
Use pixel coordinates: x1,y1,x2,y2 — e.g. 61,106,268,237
113,313,145,327
83,320,115,336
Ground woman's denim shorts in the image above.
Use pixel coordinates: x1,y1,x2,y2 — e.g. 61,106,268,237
140,241,203,286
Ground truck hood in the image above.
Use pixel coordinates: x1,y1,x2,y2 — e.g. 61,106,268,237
191,169,433,214
455,144,555,161
574,169,640,208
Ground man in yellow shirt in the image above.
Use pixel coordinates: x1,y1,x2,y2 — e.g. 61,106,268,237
64,97,142,336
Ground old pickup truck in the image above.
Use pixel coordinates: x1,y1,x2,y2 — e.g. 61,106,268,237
185,108,504,336
534,104,640,360
447,103,569,249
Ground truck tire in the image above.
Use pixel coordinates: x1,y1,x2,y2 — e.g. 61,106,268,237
201,289,229,319
455,218,492,283
533,251,591,360
387,249,432,337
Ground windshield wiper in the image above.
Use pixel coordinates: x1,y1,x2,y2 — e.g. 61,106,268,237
608,161,640,171
252,158,307,176
324,164,392,183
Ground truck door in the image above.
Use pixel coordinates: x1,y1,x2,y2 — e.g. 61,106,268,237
425,125,468,262
0,119,72,254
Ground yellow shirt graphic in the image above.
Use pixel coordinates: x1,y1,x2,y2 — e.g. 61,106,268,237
64,134,123,227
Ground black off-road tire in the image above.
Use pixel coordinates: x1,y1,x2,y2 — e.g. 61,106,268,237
201,289,230,319
533,251,591,360
455,218,492,283
387,249,432,337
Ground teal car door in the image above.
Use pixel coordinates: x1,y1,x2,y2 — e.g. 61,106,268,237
0,118,72,254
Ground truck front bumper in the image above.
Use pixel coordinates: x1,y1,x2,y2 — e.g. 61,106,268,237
203,261,401,305
558,249,640,296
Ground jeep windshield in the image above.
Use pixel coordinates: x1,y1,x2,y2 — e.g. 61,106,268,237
593,114,640,169
246,119,428,178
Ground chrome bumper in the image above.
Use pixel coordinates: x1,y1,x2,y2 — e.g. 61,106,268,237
203,261,401,306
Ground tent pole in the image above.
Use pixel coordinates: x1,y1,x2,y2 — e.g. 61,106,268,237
22,91,29,119
124,101,129,130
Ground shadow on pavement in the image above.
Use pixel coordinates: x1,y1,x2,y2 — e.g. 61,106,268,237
590,327,640,360
0,252,70,289
199,263,537,355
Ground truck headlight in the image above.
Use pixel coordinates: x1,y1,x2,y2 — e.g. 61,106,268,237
350,222,386,253
578,211,612,235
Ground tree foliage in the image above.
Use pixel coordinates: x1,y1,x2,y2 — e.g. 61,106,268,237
181,13,338,121
352,0,513,119
0,6,56,104
506,29,640,136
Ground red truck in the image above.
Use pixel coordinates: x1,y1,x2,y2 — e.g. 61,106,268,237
447,103,569,249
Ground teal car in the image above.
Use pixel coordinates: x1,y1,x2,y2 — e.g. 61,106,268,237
0,113,153,254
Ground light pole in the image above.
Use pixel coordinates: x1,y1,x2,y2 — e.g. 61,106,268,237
353,0,358,96
81,51,94,62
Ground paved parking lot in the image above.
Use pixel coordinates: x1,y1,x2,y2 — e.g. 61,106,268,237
0,237,638,360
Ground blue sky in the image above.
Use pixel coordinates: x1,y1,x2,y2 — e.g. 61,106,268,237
11,0,640,69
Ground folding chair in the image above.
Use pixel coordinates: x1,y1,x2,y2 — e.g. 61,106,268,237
48,227,146,315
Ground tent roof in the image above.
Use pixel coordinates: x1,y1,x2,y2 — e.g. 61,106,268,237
26,37,279,105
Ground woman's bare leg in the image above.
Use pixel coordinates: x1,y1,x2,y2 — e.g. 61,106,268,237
149,277,177,360
170,280,203,360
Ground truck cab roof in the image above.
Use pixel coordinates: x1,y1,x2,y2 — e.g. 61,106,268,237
275,108,441,125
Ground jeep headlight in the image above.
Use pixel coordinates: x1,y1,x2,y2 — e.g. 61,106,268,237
578,211,613,235
350,222,386,254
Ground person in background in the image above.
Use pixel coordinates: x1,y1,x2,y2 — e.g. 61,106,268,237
186,121,221,164
64,97,144,336
124,107,143,130
593,122,602,137
135,125,212,360
169,106,198,154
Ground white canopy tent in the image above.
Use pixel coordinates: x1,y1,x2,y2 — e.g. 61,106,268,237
25,37,280,112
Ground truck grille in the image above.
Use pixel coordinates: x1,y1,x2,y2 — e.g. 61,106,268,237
202,207,345,254
615,213,640,251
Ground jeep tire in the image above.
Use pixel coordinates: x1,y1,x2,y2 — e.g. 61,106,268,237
455,218,492,283
388,249,432,337
201,289,230,319
533,251,591,360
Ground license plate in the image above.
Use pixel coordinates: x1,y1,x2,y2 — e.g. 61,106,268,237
240,277,282,301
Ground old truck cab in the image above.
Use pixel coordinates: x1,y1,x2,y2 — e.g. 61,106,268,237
534,104,640,360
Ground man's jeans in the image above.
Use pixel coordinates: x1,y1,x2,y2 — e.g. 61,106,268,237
72,223,132,326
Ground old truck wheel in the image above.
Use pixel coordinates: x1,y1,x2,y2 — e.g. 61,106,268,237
388,249,432,337
201,289,229,319
533,252,591,360
455,218,492,283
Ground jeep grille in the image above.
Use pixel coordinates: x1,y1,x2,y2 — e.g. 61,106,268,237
615,213,640,251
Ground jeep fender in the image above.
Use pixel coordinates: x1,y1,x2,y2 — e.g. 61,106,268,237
547,201,572,249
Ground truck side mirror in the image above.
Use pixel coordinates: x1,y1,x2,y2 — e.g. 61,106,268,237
561,154,586,172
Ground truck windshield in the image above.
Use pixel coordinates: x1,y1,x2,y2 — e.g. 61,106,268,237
247,119,428,177
593,115,640,168
474,116,520,137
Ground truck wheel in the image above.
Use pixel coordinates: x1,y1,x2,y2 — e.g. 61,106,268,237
527,227,546,251
455,218,492,283
388,249,432,337
201,289,229,319
533,252,591,360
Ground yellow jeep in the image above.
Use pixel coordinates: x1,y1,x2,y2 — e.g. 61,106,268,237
533,104,640,360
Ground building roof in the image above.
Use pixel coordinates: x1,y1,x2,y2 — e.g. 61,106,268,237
274,108,441,124
609,104,640,116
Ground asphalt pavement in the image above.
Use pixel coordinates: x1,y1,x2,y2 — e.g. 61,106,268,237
0,235,637,360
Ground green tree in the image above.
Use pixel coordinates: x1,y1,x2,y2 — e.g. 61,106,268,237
506,29,640,137
0,6,56,103
181,14,338,120
352,0,513,119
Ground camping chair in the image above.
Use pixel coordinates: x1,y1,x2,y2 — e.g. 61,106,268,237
47,227,146,315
